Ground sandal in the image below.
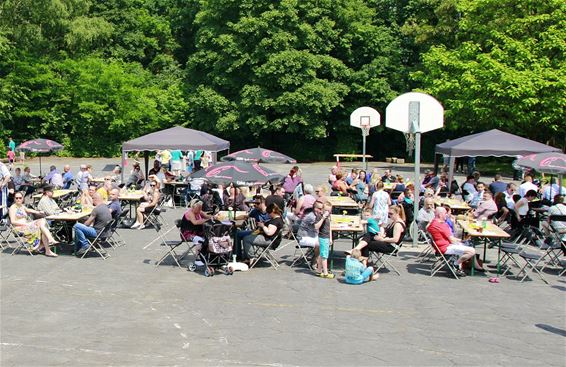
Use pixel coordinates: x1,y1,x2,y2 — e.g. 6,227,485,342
45,253,58,258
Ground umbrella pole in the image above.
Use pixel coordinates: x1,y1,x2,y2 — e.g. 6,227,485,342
39,156,42,176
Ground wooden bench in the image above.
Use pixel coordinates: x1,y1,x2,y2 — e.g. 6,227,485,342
333,154,372,169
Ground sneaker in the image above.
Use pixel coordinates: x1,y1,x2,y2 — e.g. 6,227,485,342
137,224,145,230
194,260,204,266
455,269,467,277
130,222,141,229
76,247,89,257
320,273,335,279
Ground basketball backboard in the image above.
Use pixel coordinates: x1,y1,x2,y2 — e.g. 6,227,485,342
385,92,443,133
350,106,381,129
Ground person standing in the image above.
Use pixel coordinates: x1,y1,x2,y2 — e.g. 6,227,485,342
0,162,11,218
170,150,184,174
6,148,15,171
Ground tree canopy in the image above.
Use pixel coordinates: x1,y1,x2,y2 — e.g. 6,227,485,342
0,0,563,159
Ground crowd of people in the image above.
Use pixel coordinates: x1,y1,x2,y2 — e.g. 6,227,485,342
1,151,564,281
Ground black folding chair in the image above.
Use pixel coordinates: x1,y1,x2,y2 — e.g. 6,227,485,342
249,234,282,270
428,233,461,280
79,222,113,259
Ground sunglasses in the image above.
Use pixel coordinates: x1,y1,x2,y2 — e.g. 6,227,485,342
15,197,23,200
150,184,156,187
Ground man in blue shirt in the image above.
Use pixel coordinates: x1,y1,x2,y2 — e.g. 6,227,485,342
62,165,74,189
488,174,507,195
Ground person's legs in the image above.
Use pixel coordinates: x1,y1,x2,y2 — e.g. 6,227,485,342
73,223,97,251
242,234,259,260
235,230,252,260
362,266,375,282
319,238,331,276
361,240,395,258
36,218,56,244
446,243,476,269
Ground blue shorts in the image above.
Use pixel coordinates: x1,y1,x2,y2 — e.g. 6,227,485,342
319,237,330,259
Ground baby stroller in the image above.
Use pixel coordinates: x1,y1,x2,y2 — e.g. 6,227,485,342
193,220,234,277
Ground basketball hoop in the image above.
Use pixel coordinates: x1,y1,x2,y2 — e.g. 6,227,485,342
404,132,415,156
361,121,371,137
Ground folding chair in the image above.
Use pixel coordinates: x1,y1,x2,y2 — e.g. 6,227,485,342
249,234,282,270
154,220,194,269
273,222,297,254
289,235,315,270
428,235,460,280
9,221,37,256
416,229,434,263
368,241,404,276
143,196,168,230
0,213,13,251
79,222,113,259
515,250,549,284
106,209,130,248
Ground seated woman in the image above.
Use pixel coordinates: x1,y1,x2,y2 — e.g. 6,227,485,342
352,205,406,258
223,185,248,211
9,192,59,257
242,203,285,266
287,184,317,225
180,199,215,265
126,163,145,189
80,184,97,208
331,173,349,196
131,178,161,229
351,172,368,203
234,197,270,259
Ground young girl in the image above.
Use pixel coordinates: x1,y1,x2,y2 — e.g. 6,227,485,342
344,248,379,284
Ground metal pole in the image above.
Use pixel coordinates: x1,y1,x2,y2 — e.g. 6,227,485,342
362,131,367,171
413,132,421,247
409,101,421,248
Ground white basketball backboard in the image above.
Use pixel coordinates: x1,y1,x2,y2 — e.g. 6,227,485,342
385,92,444,133
350,106,381,128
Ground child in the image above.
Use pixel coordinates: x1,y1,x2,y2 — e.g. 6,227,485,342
315,201,334,279
7,148,15,171
344,248,379,284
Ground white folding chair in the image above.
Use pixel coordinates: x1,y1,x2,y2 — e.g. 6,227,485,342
428,235,461,280
79,222,113,259
289,236,315,270
154,219,194,269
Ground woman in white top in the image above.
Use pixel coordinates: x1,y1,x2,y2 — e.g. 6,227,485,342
514,189,537,227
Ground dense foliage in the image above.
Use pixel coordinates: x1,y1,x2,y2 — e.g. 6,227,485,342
0,0,563,160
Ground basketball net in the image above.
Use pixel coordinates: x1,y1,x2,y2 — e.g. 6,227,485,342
361,122,371,137
404,132,415,156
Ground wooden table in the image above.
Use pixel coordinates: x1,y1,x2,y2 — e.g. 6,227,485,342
327,196,360,216
33,189,75,200
435,198,471,212
47,210,92,244
330,214,365,270
458,220,511,275
119,191,145,218
216,211,248,221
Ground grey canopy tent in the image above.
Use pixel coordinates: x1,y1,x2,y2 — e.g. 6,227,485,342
434,129,561,187
121,126,230,180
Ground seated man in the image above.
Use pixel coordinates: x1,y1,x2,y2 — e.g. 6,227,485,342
37,185,60,215
62,165,74,189
427,207,484,276
472,190,498,220
462,175,477,203
107,188,122,220
73,193,113,257
417,197,435,226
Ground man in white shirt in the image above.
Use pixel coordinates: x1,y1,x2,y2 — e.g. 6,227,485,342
518,174,538,197
462,175,477,203
542,178,566,202
504,183,517,210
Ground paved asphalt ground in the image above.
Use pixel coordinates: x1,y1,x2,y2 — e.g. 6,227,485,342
1,158,565,366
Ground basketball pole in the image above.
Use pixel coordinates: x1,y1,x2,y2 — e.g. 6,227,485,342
409,101,421,248
362,129,368,171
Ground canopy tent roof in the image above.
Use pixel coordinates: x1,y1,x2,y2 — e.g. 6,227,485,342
122,126,229,152
435,129,560,157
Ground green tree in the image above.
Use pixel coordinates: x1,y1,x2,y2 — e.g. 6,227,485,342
185,0,404,157
413,0,566,148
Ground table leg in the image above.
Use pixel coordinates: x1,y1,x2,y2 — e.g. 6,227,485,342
497,239,502,275
329,234,335,271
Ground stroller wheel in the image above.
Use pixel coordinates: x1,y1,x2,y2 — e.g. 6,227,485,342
205,266,214,277
188,263,197,272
